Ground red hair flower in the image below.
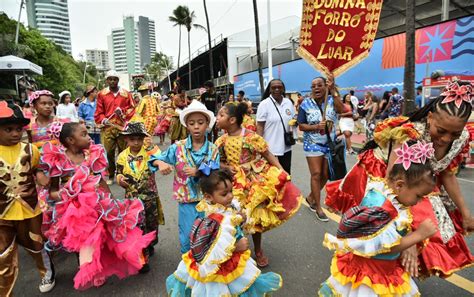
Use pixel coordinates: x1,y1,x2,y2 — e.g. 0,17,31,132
0,101,14,118
440,81,473,108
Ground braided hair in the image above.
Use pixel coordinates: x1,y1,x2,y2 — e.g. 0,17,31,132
361,81,472,153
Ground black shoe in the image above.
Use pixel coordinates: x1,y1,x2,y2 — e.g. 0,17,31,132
139,263,150,274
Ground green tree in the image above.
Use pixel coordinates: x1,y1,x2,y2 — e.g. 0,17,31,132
182,6,205,90
169,6,188,78
0,13,96,98
143,52,173,83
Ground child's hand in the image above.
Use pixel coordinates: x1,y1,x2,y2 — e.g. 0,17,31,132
235,237,249,252
417,219,437,239
118,176,130,188
183,166,198,177
154,160,173,175
36,171,50,187
15,184,35,199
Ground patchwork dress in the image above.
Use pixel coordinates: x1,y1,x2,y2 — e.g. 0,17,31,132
320,180,419,297
215,129,302,233
166,200,282,297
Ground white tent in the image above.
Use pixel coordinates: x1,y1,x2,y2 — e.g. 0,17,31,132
0,55,43,75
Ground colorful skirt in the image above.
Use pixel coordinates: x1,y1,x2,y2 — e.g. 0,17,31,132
319,253,419,297
41,168,155,290
154,115,170,135
166,250,282,297
234,162,302,233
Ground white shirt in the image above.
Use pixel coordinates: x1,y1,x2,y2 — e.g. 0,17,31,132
256,96,295,156
56,103,79,122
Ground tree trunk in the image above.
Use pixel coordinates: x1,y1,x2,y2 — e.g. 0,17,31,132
203,0,214,79
177,26,182,78
188,29,192,90
252,0,264,99
403,0,416,115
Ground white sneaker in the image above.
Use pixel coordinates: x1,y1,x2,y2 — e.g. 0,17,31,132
39,277,55,293
106,179,113,185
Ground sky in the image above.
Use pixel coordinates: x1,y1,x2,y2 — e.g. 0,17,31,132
1,0,303,66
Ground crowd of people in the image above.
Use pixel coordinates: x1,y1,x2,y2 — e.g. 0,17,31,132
0,68,473,297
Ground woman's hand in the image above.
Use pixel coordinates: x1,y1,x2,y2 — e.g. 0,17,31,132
235,237,249,252
461,211,474,233
316,120,327,131
401,245,419,277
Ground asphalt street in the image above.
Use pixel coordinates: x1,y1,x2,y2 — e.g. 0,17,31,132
14,143,474,296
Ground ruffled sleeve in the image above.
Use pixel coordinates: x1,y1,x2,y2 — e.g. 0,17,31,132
323,205,412,258
248,132,268,153
40,142,74,177
88,144,108,174
446,135,470,173
373,116,420,149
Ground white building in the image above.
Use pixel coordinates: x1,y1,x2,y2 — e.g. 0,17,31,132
85,49,110,71
108,16,156,75
26,0,72,54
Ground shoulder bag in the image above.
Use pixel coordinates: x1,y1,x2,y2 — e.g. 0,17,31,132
315,101,347,181
269,97,295,146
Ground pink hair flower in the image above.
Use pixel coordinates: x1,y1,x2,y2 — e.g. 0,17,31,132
440,81,473,108
47,121,64,140
394,142,418,170
412,141,434,164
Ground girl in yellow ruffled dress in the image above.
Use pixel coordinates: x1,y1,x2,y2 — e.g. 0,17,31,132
320,140,437,296
215,102,302,267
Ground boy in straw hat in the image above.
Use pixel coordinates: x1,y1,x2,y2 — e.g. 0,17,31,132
0,101,55,294
150,101,220,253
116,122,164,273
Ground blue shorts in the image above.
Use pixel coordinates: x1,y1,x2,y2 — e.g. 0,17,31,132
178,202,204,254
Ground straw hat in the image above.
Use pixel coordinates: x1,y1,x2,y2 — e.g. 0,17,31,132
179,100,216,128
120,122,149,137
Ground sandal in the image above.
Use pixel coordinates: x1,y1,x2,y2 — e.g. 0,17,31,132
305,196,317,213
315,210,329,222
255,250,269,268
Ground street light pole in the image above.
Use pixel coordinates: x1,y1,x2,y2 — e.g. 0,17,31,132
15,0,25,44
83,61,88,84
267,0,273,82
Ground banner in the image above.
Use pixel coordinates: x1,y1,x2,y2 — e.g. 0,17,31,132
297,0,383,77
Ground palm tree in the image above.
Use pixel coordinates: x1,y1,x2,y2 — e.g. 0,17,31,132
182,7,205,90
403,0,416,115
203,0,214,79
169,6,188,78
252,0,264,98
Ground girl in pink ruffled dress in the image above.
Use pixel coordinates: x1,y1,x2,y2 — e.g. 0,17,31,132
40,122,155,290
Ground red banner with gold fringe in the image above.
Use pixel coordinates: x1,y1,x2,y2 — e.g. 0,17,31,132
297,0,383,77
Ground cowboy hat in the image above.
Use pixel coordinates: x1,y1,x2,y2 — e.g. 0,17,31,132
179,100,216,128
120,121,150,137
